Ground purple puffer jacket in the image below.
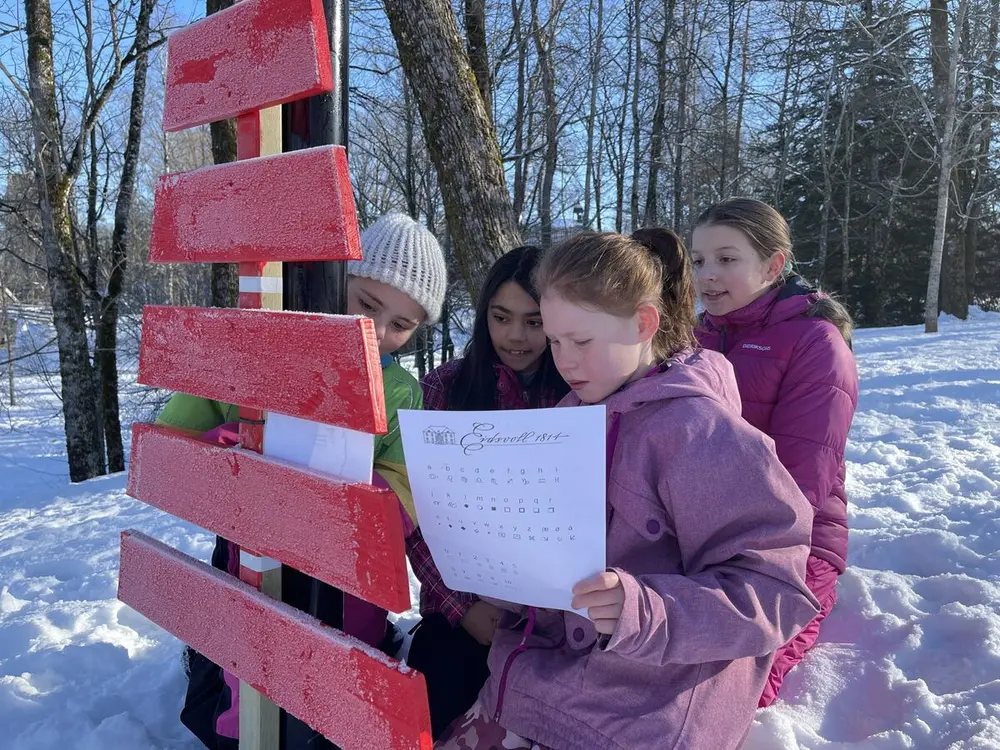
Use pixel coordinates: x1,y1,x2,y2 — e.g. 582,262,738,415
695,277,858,572
479,349,819,750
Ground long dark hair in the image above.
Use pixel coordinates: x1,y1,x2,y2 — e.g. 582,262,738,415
447,246,569,410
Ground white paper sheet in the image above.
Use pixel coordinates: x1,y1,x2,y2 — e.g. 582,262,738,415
263,412,374,485
399,406,607,612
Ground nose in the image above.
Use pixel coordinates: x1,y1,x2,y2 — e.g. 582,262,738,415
552,346,574,376
508,321,528,343
372,315,387,343
697,265,716,282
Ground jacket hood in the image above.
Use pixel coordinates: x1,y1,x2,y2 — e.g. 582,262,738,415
561,348,742,419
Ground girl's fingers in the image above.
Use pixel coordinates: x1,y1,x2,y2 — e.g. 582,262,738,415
572,571,621,596
586,603,623,621
571,585,625,611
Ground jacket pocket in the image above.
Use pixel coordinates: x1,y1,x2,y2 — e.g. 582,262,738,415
608,479,672,544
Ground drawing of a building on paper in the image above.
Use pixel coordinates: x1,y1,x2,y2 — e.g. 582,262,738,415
423,426,456,445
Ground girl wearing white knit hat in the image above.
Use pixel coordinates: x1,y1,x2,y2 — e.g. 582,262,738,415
343,210,447,545
159,212,447,748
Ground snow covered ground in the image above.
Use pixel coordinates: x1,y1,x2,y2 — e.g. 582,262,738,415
1,309,998,749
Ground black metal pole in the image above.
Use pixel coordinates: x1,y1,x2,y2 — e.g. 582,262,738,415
280,1,349,747
284,0,349,318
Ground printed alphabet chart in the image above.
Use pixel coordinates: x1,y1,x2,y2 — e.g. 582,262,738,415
399,406,606,611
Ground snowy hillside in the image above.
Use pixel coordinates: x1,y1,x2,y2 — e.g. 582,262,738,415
1,310,998,749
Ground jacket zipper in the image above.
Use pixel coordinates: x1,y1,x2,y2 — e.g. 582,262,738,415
493,607,537,722
720,325,728,355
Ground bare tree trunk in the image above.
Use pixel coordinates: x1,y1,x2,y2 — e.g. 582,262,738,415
404,83,419,219
529,0,558,248
818,38,848,285
83,6,107,472
840,138,853,297
731,0,751,195
511,0,528,223
583,0,604,228
208,0,238,309
643,0,674,227
718,0,737,197
673,0,694,228
1,269,14,405
614,1,634,233
383,0,521,299
943,5,974,319
441,221,454,362
25,0,106,482
464,0,492,119
925,0,967,332
630,0,642,231
84,134,107,470
773,1,805,204
425,325,435,372
594,119,604,231
968,0,999,302
96,0,154,474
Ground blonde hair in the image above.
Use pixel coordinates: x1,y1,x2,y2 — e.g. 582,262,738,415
695,197,854,345
534,228,697,360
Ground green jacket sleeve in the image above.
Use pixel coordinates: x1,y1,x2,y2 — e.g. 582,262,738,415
374,362,422,525
154,392,238,434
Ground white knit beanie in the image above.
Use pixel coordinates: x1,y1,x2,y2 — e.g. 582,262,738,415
348,213,447,325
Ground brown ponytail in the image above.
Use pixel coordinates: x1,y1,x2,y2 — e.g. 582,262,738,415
534,228,698,360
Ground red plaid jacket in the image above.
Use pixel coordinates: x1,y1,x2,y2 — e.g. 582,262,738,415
410,357,564,624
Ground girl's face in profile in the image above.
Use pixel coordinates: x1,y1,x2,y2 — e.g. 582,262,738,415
541,292,656,404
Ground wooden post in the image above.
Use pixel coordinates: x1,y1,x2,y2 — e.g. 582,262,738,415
235,105,283,750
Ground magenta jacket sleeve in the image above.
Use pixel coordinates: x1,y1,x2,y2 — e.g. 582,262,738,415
768,322,858,513
603,404,820,666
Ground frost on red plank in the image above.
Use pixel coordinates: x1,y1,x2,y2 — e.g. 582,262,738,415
150,147,361,264
118,531,432,750
163,0,333,131
127,423,411,612
138,306,387,434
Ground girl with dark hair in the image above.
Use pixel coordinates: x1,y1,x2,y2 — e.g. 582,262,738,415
422,245,569,412
406,246,568,739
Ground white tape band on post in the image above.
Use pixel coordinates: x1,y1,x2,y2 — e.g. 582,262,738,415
240,550,282,572
238,276,283,294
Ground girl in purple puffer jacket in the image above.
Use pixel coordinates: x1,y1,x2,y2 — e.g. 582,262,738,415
435,228,818,750
691,197,858,706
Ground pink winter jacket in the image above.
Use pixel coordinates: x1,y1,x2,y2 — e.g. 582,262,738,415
478,348,819,750
695,277,859,572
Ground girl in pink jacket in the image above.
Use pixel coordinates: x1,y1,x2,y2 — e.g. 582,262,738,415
435,228,819,750
691,198,859,706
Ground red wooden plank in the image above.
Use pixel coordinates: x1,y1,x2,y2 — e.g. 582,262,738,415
127,423,410,612
163,0,332,132
138,306,386,433
118,531,431,750
149,147,361,264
